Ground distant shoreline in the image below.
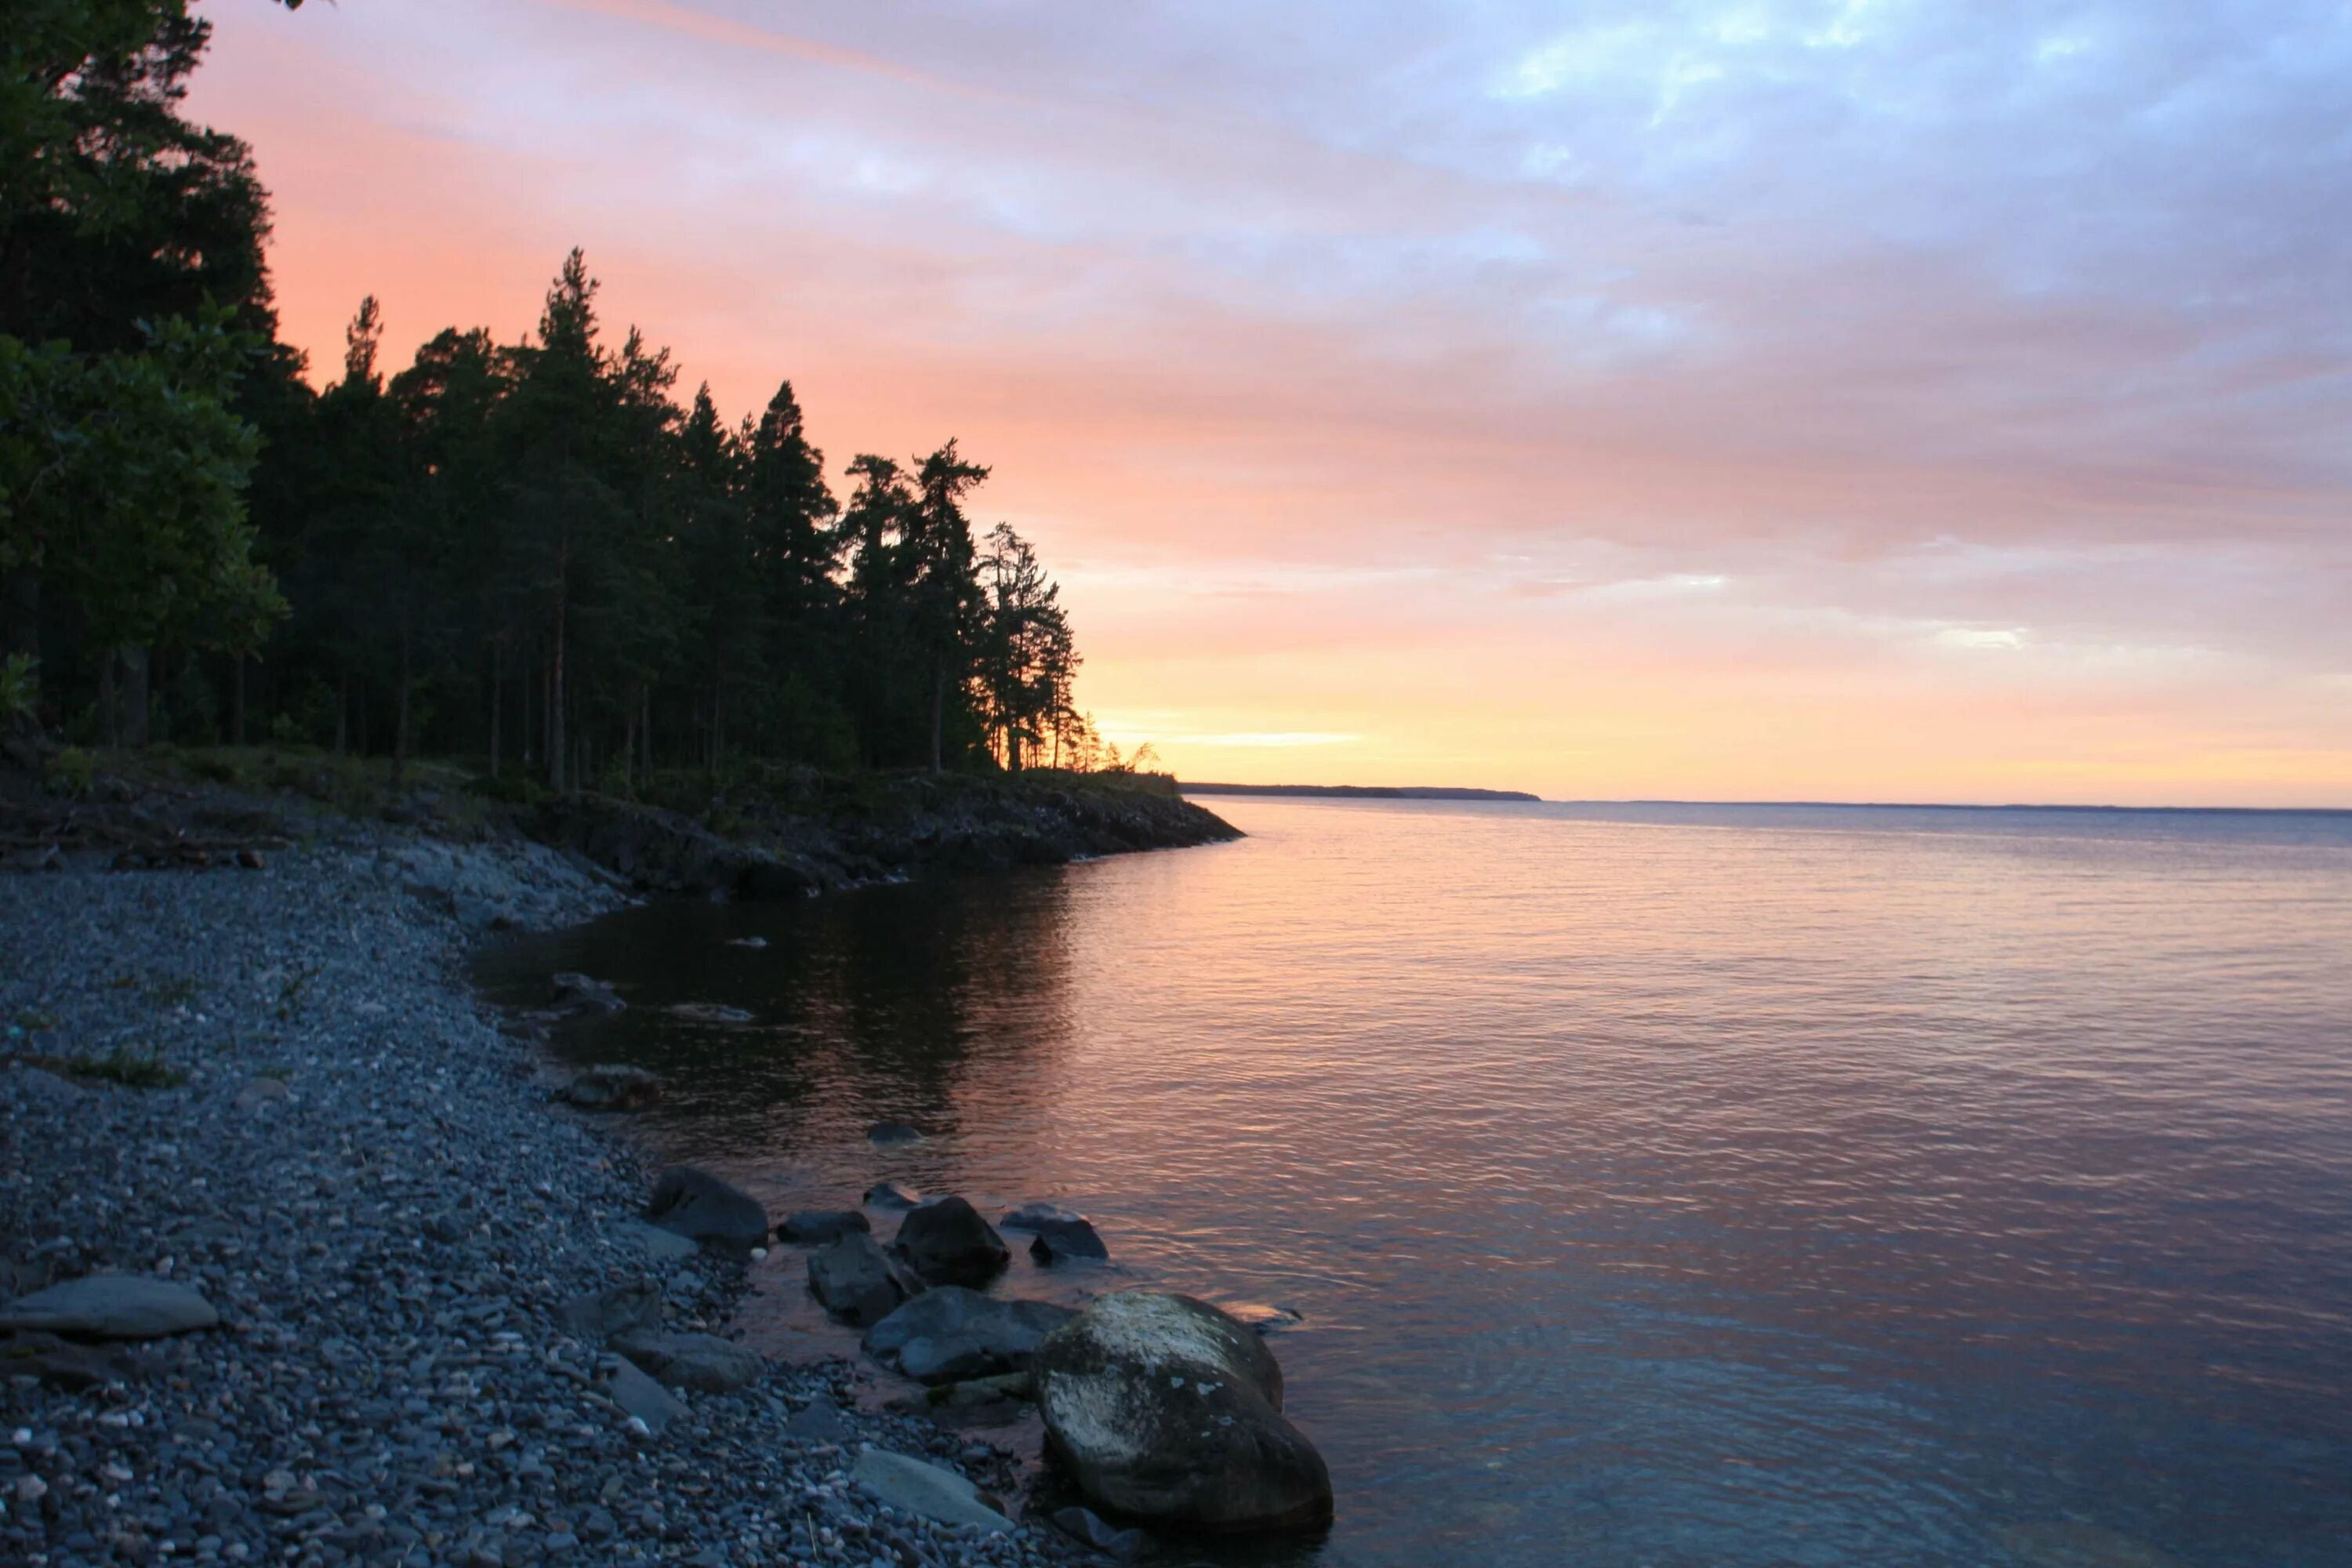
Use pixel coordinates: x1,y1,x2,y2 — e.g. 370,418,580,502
1179,782,1542,802
1179,787,2348,816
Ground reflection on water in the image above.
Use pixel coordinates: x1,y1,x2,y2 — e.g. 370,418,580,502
477,800,2352,1568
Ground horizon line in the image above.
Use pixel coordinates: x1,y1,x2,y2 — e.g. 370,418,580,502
1178,786,2352,816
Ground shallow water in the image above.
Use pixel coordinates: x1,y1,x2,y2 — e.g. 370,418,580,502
477,798,2352,1567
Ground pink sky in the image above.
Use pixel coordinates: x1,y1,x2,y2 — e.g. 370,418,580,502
191,0,2352,804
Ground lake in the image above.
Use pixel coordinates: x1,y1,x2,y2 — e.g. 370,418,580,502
477,797,2352,1568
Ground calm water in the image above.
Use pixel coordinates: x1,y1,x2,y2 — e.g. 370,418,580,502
478,800,2352,1568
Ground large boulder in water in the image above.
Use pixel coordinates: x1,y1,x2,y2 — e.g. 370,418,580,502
862,1286,1076,1384
808,1232,925,1327
643,1166,768,1255
1032,1291,1332,1534
891,1196,1010,1287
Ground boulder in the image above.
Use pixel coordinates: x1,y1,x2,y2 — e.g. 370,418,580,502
861,1287,1076,1384
615,1219,699,1261
1,1331,124,1390
863,1181,923,1211
891,1196,1010,1287
556,1064,662,1111
1054,1506,1145,1560
643,1166,769,1254
603,1357,686,1436
0,1276,220,1341
550,972,624,1013
777,1209,871,1245
851,1450,1014,1534
1026,1217,1109,1264
1000,1202,1084,1230
784,1399,848,1443
866,1120,924,1145
1031,1291,1331,1534
559,1279,663,1341
610,1328,764,1393
807,1232,925,1327
726,935,769,949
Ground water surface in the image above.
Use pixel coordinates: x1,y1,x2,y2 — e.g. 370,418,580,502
479,799,2352,1567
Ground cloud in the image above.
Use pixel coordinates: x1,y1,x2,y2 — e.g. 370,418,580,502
187,0,2352,802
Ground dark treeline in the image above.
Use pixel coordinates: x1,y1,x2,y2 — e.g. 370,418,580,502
2,2,1111,789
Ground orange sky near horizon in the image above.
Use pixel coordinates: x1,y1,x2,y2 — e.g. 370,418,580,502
187,0,2352,806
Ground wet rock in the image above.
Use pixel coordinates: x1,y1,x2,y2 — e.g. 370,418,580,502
776,1209,871,1245
602,1358,686,1436
866,1120,924,1145
643,1165,769,1255
851,1450,1014,1534
609,1329,764,1393
555,1064,662,1111
863,1181,923,1211
1000,1202,1085,1230
891,1196,1010,1288
1031,1290,1332,1534
1026,1217,1109,1264
0,1274,220,1339
1054,1506,1145,1560
666,1003,754,1025
725,935,768,949
549,973,624,1013
862,1287,1076,1384
807,1233,924,1327
558,1279,663,1341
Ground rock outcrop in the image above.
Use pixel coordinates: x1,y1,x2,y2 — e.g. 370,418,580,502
891,1196,1010,1288
642,1166,769,1255
0,1275,220,1340
1030,1290,1332,1534
807,1232,925,1327
860,1287,1075,1385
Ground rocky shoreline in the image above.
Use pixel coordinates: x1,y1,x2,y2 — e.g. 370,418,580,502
0,828,1162,1568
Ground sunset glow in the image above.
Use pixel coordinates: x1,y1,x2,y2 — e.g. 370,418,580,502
191,0,2352,804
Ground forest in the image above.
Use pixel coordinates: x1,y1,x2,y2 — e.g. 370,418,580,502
2,2,1112,793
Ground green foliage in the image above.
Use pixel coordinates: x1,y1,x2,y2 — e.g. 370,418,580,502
0,652,34,725
0,5,1146,782
50,1040,185,1090
45,744,94,795
1,310,285,652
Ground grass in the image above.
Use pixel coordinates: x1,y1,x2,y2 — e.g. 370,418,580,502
30,1041,187,1090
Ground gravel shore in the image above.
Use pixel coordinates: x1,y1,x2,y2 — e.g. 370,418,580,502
0,835,1096,1568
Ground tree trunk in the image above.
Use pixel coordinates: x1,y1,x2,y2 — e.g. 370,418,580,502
231,655,246,746
336,666,350,754
96,653,117,749
488,637,503,778
122,646,150,748
620,688,637,795
391,626,412,791
4,565,38,666
548,540,568,792
640,682,652,787
928,661,946,774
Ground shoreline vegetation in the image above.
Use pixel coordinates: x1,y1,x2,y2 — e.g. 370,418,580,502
6,4,1161,800
0,754,1302,1566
